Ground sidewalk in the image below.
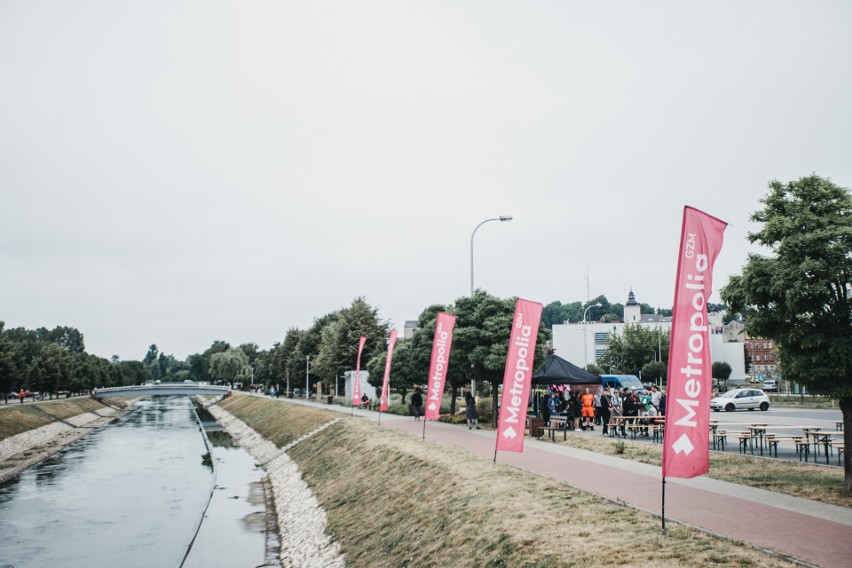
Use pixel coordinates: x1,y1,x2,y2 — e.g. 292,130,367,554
295,399,852,567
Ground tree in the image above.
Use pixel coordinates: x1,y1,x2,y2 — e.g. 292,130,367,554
598,324,670,377
314,298,389,394
721,174,852,493
712,361,732,388
453,291,550,425
209,348,250,385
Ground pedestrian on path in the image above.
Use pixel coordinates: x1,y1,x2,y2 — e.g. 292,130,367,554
411,386,423,420
19,389,24,404
465,392,480,429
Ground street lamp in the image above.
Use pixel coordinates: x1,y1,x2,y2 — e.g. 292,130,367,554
583,303,602,368
469,215,512,397
305,355,310,400
470,215,513,295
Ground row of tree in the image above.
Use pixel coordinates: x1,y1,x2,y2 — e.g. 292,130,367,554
0,323,152,398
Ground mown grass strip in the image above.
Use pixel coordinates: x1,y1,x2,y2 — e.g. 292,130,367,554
218,394,338,448
556,433,851,508
0,407,55,441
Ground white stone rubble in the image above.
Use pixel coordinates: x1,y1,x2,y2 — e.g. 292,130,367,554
206,404,345,568
0,407,116,461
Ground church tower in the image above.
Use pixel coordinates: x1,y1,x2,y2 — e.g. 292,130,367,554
624,288,641,323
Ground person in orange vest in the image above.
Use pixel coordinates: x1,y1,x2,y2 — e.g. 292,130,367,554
19,389,25,404
580,388,595,431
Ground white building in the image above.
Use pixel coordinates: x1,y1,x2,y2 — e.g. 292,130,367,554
550,290,746,384
344,370,375,400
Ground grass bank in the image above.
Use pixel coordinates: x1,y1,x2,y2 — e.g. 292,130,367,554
218,395,794,567
0,397,110,441
552,433,851,508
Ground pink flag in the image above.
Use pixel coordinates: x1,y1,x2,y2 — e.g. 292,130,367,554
380,330,398,412
424,312,457,420
662,206,727,479
496,298,543,453
352,336,367,406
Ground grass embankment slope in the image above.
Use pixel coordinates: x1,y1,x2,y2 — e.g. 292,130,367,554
0,397,109,441
218,395,794,568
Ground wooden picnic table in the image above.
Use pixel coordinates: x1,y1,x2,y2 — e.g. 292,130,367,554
747,424,769,456
803,429,839,464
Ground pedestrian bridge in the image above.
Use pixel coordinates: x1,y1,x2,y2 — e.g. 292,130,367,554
92,383,231,399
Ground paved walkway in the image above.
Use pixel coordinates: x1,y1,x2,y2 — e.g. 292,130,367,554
291,398,852,567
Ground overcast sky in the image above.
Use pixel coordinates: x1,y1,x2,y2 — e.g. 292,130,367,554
2,2,850,362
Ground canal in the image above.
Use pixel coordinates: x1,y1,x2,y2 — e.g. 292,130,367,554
0,396,273,568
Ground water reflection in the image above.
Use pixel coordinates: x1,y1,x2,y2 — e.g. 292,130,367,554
0,396,269,568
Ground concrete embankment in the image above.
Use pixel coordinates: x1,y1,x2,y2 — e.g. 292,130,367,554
205,402,345,568
0,399,125,484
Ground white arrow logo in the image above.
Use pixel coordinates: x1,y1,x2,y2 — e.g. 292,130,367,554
427,402,437,411
672,433,694,455
502,426,517,439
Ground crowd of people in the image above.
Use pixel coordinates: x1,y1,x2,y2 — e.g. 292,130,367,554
537,385,666,436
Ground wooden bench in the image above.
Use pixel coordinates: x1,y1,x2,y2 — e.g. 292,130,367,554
736,432,752,454
765,435,810,460
626,423,652,440
836,421,844,432
543,417,569,441
652,423,664,443
713,430,729,452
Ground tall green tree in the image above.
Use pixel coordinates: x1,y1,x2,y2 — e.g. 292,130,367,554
721,174,852,493
598,324,670,378
453,291,550,424
314,298,389,394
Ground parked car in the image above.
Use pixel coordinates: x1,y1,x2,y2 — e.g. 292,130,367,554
710,388,770,412
762,380,777,392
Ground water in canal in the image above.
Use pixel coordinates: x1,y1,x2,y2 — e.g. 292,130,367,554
0,396,272,568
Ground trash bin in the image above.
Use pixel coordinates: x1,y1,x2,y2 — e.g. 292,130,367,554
327,396,334,404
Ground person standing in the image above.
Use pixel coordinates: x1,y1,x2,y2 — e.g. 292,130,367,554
580,388,595,431
651,386,661,411
594,391,602,425
546,392,558,426
465,392,480,429
411,386,423,421
599,388,612,435
19,389,25,405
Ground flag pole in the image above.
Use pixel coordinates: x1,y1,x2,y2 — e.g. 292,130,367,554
422,417,427,440
662,477,667,532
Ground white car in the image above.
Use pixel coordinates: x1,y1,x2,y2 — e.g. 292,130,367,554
762,380,777,392
710,388,770,412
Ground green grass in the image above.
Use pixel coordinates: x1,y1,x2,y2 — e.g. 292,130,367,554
0,397,113,441
557,433,851,508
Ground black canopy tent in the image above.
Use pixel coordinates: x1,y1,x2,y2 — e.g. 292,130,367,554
529,354,602,418
531,354,601,386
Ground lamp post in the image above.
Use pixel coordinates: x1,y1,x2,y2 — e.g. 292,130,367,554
583,303,602,368
469,215,512,397
470,215,513,295
305,355,310,400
